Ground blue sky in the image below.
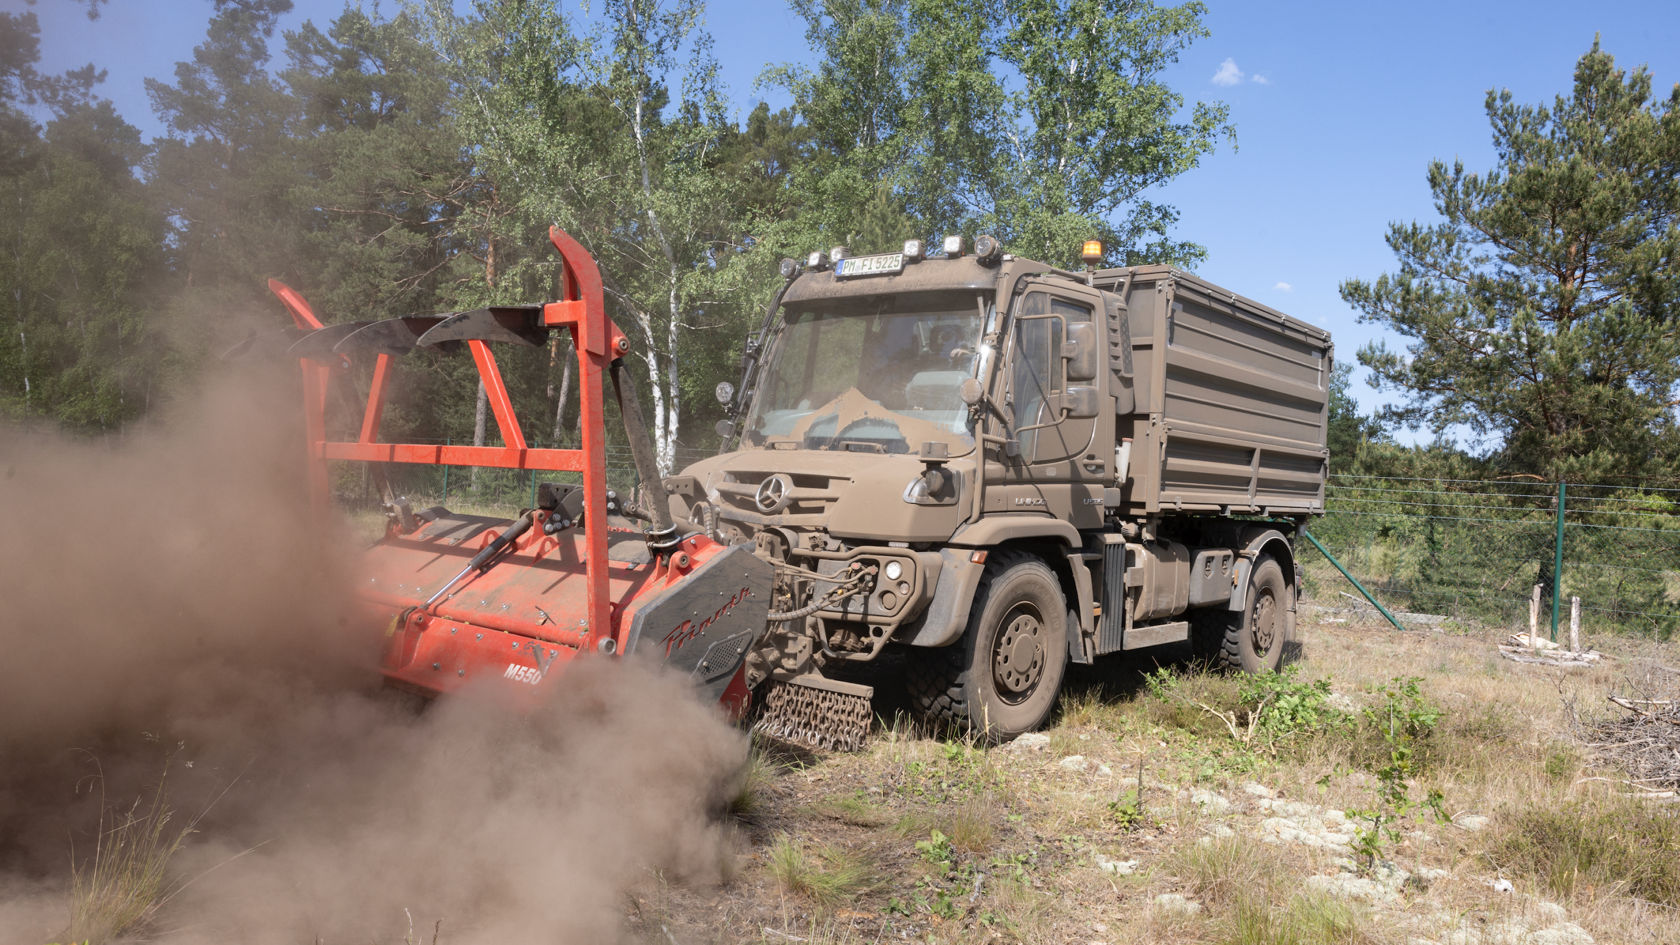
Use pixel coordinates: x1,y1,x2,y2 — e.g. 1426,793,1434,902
12,0,1680,444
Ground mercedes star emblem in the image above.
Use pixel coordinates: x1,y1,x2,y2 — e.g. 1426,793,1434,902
754,473,794,514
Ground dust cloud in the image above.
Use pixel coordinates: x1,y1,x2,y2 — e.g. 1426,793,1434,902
0,369,746,943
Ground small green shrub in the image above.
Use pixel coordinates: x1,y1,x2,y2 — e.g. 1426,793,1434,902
1346,677,1446,869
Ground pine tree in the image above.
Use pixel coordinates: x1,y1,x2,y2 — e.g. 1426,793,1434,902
1343,41,1680,480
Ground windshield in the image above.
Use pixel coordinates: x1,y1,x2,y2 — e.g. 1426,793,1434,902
742,290,990,453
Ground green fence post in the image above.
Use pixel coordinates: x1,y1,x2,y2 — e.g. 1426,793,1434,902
1551,480,1566,642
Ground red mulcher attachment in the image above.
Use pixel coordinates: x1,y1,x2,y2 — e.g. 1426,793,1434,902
273,227,772,713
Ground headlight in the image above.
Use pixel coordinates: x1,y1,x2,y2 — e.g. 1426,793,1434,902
901,467,957,505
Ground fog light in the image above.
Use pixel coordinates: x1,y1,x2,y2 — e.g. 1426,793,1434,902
779,257,800,279
975,234,1001,264
902,239,925,261
807,250,829,270
942,235,964,257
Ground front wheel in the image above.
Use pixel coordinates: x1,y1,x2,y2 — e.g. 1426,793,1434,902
908,551,1070,742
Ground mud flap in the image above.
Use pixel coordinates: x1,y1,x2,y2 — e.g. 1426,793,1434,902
624,544,774,705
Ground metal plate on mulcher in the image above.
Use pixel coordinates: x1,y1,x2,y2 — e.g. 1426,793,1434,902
624,544,773,702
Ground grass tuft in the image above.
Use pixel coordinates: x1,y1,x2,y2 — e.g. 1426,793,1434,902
766,834,881,910
1218,890,1371,945
943,796,998,853
1168,834,1277,911
729,745,781,818
66,772,193,944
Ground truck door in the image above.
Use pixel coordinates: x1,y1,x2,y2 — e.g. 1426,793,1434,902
997,286,1110,526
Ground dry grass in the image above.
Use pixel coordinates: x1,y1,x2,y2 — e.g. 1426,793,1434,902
942,796,998,853
1490,795,1680,906
1167,834,1283,911
66,771,194,943
1216,890,1376,945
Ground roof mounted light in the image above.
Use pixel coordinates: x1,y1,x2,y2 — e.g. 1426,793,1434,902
1081,240,1104,266
902,239,925,261
779,257,800,279
807,250,830,270
974,234,1002,265
830,246,849,263
941,235,964,257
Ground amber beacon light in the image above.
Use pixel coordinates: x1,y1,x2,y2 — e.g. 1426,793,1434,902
1080,240,1104,266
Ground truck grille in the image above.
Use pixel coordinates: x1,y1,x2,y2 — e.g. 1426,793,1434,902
715,470,846,521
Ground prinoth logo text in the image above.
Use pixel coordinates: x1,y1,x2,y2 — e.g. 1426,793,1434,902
662,586,753,656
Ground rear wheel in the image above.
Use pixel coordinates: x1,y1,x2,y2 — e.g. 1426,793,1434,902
1191,555,1290,673
908,551,1069,742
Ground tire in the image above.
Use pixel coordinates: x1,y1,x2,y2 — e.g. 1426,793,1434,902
1223,555,1289,672
1188,555,1290,672
907,550,1070,742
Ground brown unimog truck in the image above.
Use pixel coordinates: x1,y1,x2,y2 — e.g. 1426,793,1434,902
666,236,1330,748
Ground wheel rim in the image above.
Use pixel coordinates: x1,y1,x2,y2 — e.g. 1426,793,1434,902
992,603,1046,703
1250,587,1278,656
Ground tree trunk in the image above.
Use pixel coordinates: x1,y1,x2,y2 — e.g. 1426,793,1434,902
552,338,573,445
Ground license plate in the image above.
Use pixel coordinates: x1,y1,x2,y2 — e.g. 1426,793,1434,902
834,253,904,278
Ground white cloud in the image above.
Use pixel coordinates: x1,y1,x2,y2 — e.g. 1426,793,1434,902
1274,281,1293,292
1211,58,1244,86
1252,74,1270,85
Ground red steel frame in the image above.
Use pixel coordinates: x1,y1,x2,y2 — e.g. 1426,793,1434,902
269,227,631,652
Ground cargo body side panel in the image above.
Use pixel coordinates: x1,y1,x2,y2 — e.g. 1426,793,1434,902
1108,267,1329,518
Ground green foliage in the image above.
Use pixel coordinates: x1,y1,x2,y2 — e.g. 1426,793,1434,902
1238,668,1352,755
1342,40,1680,480
1147,665,1350,758
1307,472,1680,638
0,14,166,430
914,828,956,870
772,0,1231,267
1106,787,1143,829
1345,677,1446,870
1327,362,1388,471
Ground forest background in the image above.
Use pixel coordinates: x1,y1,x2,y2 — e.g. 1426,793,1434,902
4,0,1679,490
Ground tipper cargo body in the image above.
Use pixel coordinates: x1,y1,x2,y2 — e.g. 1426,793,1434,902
1114,265,1329,518
676,241,1332,746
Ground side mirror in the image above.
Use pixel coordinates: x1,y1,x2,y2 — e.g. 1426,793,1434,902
1064,323,1099,382
715,419,736,438
959,377,984,406
1064,386,1099,419
715,381,735,405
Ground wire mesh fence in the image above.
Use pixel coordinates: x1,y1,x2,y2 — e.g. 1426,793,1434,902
334,448,1680,640
1303,475,1680,639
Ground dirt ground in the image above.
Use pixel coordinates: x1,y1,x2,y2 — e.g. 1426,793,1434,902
623,610,1680,945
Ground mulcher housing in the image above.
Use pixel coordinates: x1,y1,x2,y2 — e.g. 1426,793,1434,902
277,228,772,711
